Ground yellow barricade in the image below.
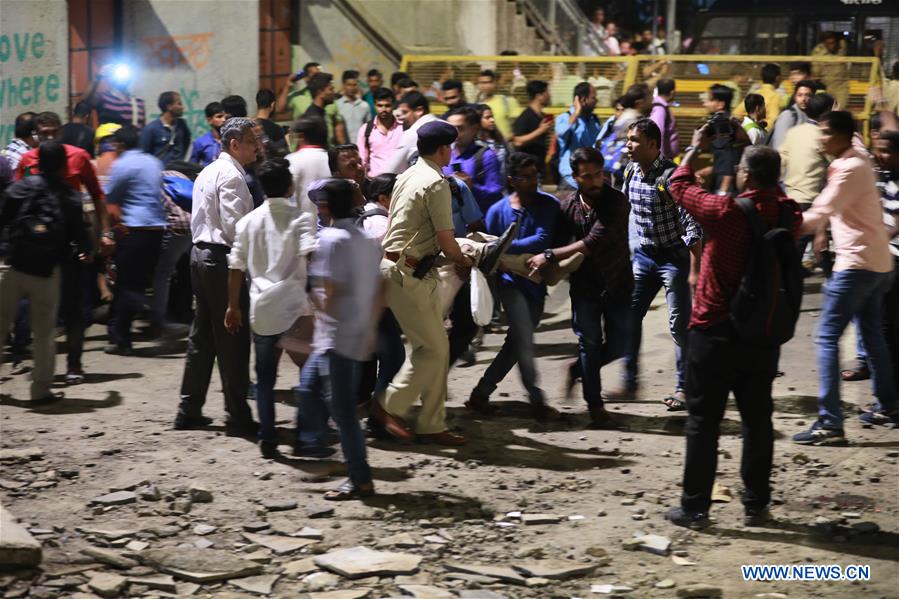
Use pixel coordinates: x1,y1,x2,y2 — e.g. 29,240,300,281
401,54,881,145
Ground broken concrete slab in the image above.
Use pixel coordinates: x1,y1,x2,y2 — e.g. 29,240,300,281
242,532,317,555
76,522,142,540
457,592,509,599
90,491,137,507
283,557,319,578
188,484,213,503
591,583,634,594
444,562,527,585
261,498,297,512
314,546,422,579
637,534,671,556
399,585,456,598
0,507,42,567
307,590,372,599
87,572,127,597
125,574,177,593
520,514,562,525
0,447,45,463
230,573,280,595
80,546,139,569
138,547,263,583
677,584,722,598
513,560,597,580
377,533,420,548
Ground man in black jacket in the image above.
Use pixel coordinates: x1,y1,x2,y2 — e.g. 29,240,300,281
0,141,89,401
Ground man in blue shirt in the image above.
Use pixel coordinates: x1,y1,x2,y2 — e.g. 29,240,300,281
618,118,702,410
190,102,226,167
556,82,601,190
104,125,167,354
444,107,504,214
466,153,561,421
139,91,191,164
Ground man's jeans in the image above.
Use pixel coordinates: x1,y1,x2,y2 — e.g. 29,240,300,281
253,332,283,445
816,268,897,427
473,282,546,407
151,232,192,327
624,246,691,392
295,351,331,448
295,349,372,485
570,287,631,408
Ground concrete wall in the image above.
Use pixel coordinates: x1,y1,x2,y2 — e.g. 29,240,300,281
0,0,69,146
122,0,259,139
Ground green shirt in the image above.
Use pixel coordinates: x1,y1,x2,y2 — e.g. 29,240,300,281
382,158,453,260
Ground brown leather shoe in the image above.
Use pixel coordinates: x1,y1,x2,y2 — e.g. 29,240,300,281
417,430,467,446
371,401,415,443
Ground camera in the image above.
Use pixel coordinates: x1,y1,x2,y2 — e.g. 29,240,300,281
706,111,733,139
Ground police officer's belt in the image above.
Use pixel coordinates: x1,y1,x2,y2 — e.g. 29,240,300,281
385,251,420,268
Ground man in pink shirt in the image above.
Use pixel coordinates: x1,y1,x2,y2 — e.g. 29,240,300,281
357,88,403,178
793,111,897,446
649,79,679,159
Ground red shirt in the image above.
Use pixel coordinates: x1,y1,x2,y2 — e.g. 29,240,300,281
15,144,105,203
668,162,802,329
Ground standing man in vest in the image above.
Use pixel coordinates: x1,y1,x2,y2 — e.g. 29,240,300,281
616,119,702,410
174,118,262,436
357,88,403,178
649,79,679,160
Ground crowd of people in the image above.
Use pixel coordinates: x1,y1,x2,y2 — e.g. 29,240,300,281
1,54,897,523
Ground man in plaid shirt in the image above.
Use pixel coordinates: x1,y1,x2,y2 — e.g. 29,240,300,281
616,118,702,411
662,128,802,530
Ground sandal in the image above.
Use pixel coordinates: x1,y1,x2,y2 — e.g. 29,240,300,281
840,366,870,382
663,392,687,412
323,478,375,501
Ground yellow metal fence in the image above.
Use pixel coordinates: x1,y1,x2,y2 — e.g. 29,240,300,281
401,54,881,146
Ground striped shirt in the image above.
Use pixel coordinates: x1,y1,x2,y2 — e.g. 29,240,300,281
877,167,899,258
98,89,147,128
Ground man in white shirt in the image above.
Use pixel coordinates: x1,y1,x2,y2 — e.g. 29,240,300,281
225,158,317,459
286,116,330,220
175,117,262,436
381,91,438,175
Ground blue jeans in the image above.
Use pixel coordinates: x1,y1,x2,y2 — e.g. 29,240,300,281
473,282,546,407
624,246,691,392
328,350,372,486
570,288,631,408
253,332,283,445
817,268,897,427
295,351,332,448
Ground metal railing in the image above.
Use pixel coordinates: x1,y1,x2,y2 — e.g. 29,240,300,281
517,0,607,56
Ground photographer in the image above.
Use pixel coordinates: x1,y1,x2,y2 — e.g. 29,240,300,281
702,84,745,194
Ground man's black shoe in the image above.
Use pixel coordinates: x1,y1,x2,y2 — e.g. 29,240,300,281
293,444,337,458
665,506,711,530
225,420,259,438
478,221,519,275
104,344,133,356
259,441,282,459
173,415,214,430
33,392,65,404
743,506,771,527
587,406,617,429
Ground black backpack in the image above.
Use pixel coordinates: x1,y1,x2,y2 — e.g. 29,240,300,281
355,205,388,227
730,197,803,347
8,179,69,276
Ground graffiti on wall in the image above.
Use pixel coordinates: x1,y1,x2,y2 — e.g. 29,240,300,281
142,33,214,71
0,31,62,145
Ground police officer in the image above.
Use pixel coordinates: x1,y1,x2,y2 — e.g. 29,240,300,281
371,121,488,446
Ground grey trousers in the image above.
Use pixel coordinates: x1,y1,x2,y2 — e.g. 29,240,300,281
177,244,253,426
0,266,60,399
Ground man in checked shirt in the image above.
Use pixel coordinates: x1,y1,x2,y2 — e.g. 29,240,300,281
613,118,702,411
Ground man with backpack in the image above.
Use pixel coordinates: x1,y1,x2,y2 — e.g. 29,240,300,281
664,134,803,530
356,88,402,178
0,141,90,402
792,111,898,444
649,79,679,159
443,107,504,214
768,79,815,151
616,119,702,411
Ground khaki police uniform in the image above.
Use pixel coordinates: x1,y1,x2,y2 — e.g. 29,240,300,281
381,157,455,434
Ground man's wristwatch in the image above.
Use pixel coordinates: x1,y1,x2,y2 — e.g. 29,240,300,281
543,249,555,263
100,231,115,240
683,145,696,154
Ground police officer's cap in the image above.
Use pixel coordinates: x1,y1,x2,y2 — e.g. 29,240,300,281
417,120,458,151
